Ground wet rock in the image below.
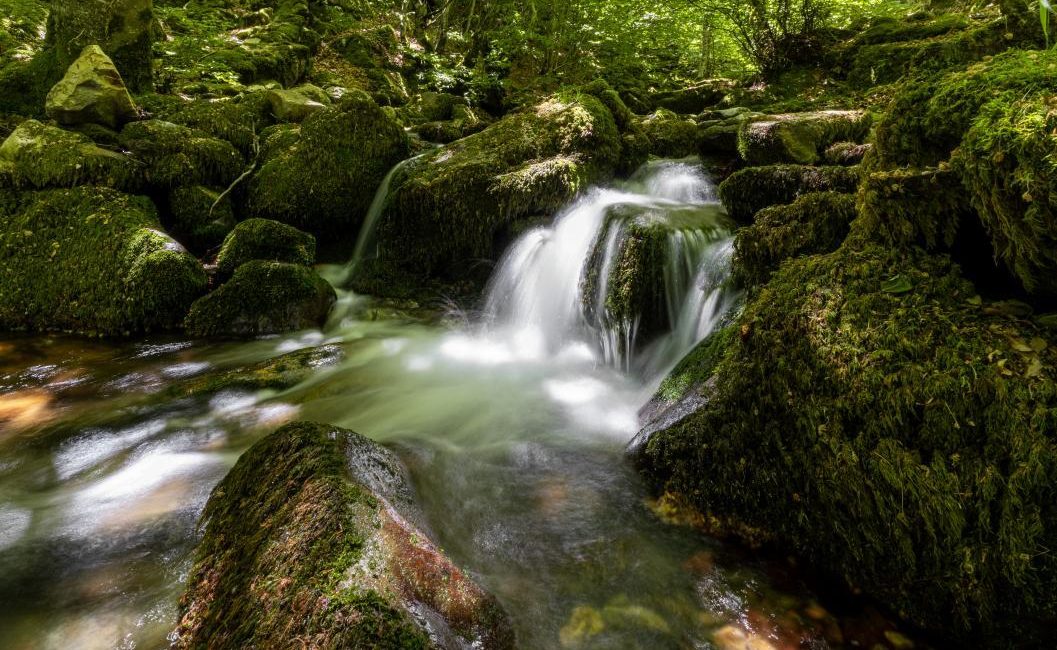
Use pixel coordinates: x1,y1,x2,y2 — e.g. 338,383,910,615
0,119,139,190
0,186,207,336
45,45,139,129
718,164,860,224
173,421,514,649
738,111,872,166
167,185,236,254
48,0,155,92
712,624,776,650
215,218,316,280
183,261,335,337
266,84,331,122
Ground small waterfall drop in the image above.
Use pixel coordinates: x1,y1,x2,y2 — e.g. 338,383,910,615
482,159,737,379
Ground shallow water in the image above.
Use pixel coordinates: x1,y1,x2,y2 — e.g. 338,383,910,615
0,161,916,649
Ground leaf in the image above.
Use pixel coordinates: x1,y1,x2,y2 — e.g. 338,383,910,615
1026,356,1043,379
967,295,983,306
1030,337,1048,352
881,275,912,294
1009,337,1034,353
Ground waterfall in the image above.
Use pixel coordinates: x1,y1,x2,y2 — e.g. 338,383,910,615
482,159,736,379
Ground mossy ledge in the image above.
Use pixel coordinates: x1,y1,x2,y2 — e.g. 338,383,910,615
173,421,515,649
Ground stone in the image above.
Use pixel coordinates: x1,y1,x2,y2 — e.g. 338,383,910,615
48,0,154,92
215,218,316,280
45,45,138,129
265,84,331,122
0,119,139,190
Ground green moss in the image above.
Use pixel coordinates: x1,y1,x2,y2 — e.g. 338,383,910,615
167,185,236,254
0,119,140,190
216,218,316,280
698,123,740,156
375,90,621,279
823,141,871,166
48,0,155,92
0,185,207,336
737,110,872,166
184,260,336,338
734,191,856,288
717,164,860,224
172,345,345,398
952,92,1057,296
172,422,431,649
656,326,734,403
145,92,274,155
641,243,1057,641
852,165,968,250
119,119,245,189
246,90,410,246
639,109,700,159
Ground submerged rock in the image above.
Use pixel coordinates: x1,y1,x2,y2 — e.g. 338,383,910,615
173,421,515,649
45,45,139,129
184,261,335,338
0,186,207,336
215,218,316,280
718,164,860,224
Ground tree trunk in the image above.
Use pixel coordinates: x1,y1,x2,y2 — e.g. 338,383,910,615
47,0,154,92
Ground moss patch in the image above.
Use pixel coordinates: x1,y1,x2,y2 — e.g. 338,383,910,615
216,218,316,280
119,119,244,190
737,110,872,166
0,119,140,190
718,164,860,224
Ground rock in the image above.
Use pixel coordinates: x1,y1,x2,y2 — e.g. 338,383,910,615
0,119,139,190
173,421,514,649
167,185,236,254
266,84,331,122
733,192,856,288
738,111,872,166
699,123,741,155
48,0,154,92
0,186,207,336
119,120,244,190
216,218,316,280
246,90,410,247
652,81,732,114
183,261,335,337
853,166,968,250
45,45,139,129
636,242,1057,642
712,625,776,650
402,91,466,123
374,90,622,282
639,109,700,158
718,165,860,224
171,345,346,398
824,142,872,166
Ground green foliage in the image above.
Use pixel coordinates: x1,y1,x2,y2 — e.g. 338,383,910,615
717,164,860,223
216,218,316,280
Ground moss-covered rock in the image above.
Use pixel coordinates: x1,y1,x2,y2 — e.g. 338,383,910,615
374,91,622,280
0,185,207,335
0,119,140,190
738,111,872,166
45,44,139,129
698,123,741,156
637,243,1057,642
651,81,730,114
173,421,515,649
823,141,871,166
411,104,493,145
151,92,274,155
639,109,700,158
718,164,860,224
266,83,331,122
853,165,968,250
216,218,316,280
119,119,244,190
167,185,236,254
47,0,154,92
184,261,335,338
733,191,856,288
246,90,409,247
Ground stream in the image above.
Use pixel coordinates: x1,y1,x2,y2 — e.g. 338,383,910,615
0,160,904,649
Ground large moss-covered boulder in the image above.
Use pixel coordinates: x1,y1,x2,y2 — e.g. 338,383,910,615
167,185,236,254
738,111,872,166
374,91,622,279
733,191,856,288
639,109,700,158
173,421,515,649
119,120,244,190
0,119,139,190
265,84,330,123
184,261,335,338
0,186,207,335
853,165,967,250
636,243,1057,643
216,218,316,280
718,164,860,224
246,90,410,247
47,0,154,92
45,45,139,129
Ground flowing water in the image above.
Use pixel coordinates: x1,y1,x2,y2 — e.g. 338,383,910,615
0,160,912,649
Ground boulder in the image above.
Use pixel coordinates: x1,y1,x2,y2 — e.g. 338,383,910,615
824,142,872,166
737,111,872,166
167,185,236,254
246,90,410,247
652,81,731,114
119,120,244,190
47,0,154,92
635,243,1057,643
266,84,331,122
45,45,139,129
0,119,139,190
216,218,316,280
639,110,700,158
717,165,860,224
184,261,335,337
0,186,207,336
173,421,515,649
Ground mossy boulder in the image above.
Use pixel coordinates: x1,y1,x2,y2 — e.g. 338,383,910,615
853,165,968,250
173,421,515,649
0,119,139,190
652,81,730,114
823,142,871,166
639,109,700,158
45,45,139,129
119,119,244,190
167,185,236,254
698,123,741,156
636,243,1057,642
733,191,856,288
216,218,316,280
718,164,860,224
246,90,410,247
738,111,872,166
266,84,331,123
411,105,492,145
374,91,622,280
47,0,154,92
0,186,207,336
184,261,335,338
